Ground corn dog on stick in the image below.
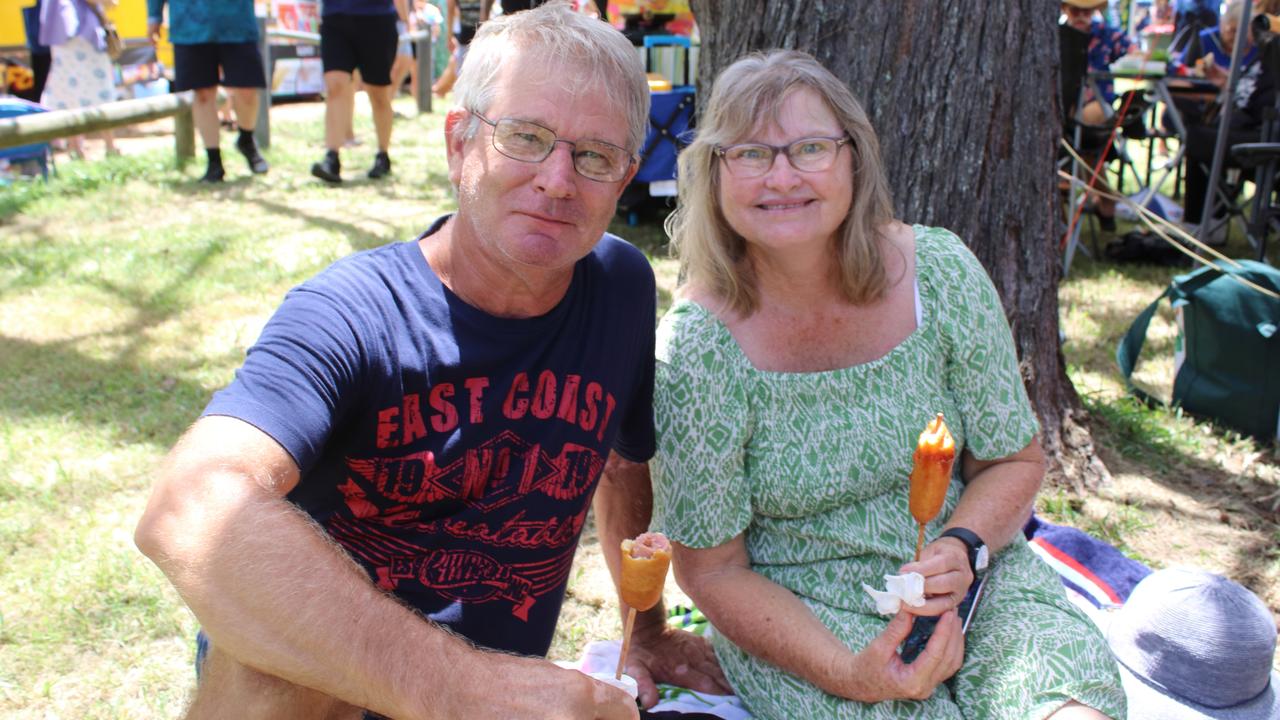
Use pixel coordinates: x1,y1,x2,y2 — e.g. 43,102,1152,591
909,413,955,561
615,533,671,680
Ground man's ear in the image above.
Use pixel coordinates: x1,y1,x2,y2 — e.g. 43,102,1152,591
444,106,471,187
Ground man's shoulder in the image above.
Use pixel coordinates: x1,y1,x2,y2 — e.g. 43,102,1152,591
586,233,655,284
305,240,418,287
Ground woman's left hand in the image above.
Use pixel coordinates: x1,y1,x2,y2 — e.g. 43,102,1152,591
897,538,973,617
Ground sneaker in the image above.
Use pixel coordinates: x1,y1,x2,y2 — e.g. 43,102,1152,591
199,164,225,183
311,151,342,184
236,134,270,175
367,151,392,180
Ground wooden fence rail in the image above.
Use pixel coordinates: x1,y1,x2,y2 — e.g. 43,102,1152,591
0,24,431,167
0,91,196,160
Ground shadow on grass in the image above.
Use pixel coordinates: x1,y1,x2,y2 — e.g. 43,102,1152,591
244,196,392,252
0,333,213,450
0,231,239,451
1083,393,1280,599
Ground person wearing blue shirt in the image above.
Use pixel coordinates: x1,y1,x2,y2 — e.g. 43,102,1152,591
1063,0,1138,228
147,0,269,183
134,5,729,717
1175,0,1220,35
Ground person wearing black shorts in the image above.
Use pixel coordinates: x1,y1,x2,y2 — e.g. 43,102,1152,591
148,0,269,183
311,0,410,183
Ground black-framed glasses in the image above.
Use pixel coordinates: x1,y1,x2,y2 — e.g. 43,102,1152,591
470,110,636,183
715,136,852,178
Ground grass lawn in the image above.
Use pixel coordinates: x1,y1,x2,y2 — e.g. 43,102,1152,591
1,96,1276,718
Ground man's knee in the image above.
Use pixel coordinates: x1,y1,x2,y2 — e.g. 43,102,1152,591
193,87,219,105
187,645,359,720
324,71,354,97
365,85,394,109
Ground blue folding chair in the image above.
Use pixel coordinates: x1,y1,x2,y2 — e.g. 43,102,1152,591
0,97,53,180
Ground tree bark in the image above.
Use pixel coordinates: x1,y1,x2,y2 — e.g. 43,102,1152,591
689,0,1108,489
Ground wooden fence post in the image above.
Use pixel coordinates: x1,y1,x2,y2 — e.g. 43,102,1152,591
174,105,195,166
415,31,432,115
256,15,271,150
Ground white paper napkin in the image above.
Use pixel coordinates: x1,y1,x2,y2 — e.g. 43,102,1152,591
862,572,927,614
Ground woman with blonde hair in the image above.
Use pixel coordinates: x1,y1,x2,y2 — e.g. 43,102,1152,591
650,49,1126,719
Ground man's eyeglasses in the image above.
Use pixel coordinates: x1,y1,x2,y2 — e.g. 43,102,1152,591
470,110,636,183
714,136,852,178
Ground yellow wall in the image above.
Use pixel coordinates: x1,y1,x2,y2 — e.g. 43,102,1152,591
2,0,154,46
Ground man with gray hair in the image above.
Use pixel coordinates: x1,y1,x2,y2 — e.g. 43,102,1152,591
134,4,725,718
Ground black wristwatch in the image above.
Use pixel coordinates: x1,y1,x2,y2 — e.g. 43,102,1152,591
939,527,989,577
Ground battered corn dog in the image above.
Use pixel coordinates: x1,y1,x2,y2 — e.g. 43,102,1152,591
615,532,671,680
909,413,955,560
620,532,671,612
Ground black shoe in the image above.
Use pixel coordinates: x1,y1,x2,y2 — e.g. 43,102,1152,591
199,164,225,183
311,151,342,184
367,151,391,179
236,134,269,174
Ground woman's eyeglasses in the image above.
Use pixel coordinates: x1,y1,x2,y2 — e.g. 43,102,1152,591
470,110,636,183
715,136,851,178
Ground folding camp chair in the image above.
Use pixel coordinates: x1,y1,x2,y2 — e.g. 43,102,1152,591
0,97,52,180
619,85,695,225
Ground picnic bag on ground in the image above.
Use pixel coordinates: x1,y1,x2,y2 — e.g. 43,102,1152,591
1116,260,1280,440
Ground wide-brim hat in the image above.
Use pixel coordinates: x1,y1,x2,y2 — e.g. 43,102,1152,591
1107,568,1280,720
1062,0,1109,9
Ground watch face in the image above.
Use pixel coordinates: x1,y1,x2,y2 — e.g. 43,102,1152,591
975,545,990,572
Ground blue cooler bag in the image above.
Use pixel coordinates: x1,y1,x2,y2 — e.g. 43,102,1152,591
1117,260,1280,440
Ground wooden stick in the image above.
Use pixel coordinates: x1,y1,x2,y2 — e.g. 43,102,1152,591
615,606,637,680
915,523,926,562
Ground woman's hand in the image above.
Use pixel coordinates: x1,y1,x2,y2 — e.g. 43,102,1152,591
897,536,973,617
625,624,731,708
837,610,965,703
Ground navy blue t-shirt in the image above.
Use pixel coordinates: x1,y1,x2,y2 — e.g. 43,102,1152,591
204,217,657,657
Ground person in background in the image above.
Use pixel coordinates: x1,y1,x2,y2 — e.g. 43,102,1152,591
38,0,118,159
134,4,726,717
1174,0,1219,38
1061,0,1139,230
21,0,52,103
432,0,492,98
388,8,417,97
1177,0,1276,237
648,48,1126,719
147,0,270,183
1173,0,1256,80
310,0,410,183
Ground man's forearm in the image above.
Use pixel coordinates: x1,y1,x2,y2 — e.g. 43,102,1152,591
138,469,485,719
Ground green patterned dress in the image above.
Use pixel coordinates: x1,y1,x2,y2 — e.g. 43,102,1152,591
651,226,1126,719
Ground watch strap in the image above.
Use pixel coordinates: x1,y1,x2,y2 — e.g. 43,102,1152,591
939,527,987,575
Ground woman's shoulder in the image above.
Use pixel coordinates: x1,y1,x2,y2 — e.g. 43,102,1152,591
656,292,739,369
910,225,982,270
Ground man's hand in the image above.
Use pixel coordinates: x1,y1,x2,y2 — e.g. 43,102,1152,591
897,536,973,618
464,659,640,720
841,610,964,703
146,19,162,45
624,625,730,708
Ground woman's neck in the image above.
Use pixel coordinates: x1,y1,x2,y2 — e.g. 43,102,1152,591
745,239,844,313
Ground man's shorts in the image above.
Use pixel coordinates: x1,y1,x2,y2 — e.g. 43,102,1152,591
320,13,399,86
172,42,267,92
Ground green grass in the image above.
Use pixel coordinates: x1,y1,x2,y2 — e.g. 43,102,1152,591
2,96,1277,716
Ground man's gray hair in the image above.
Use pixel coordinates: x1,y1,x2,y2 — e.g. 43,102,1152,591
452,1,650,153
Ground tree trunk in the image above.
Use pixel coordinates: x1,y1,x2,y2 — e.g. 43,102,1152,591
689,0,1108,489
